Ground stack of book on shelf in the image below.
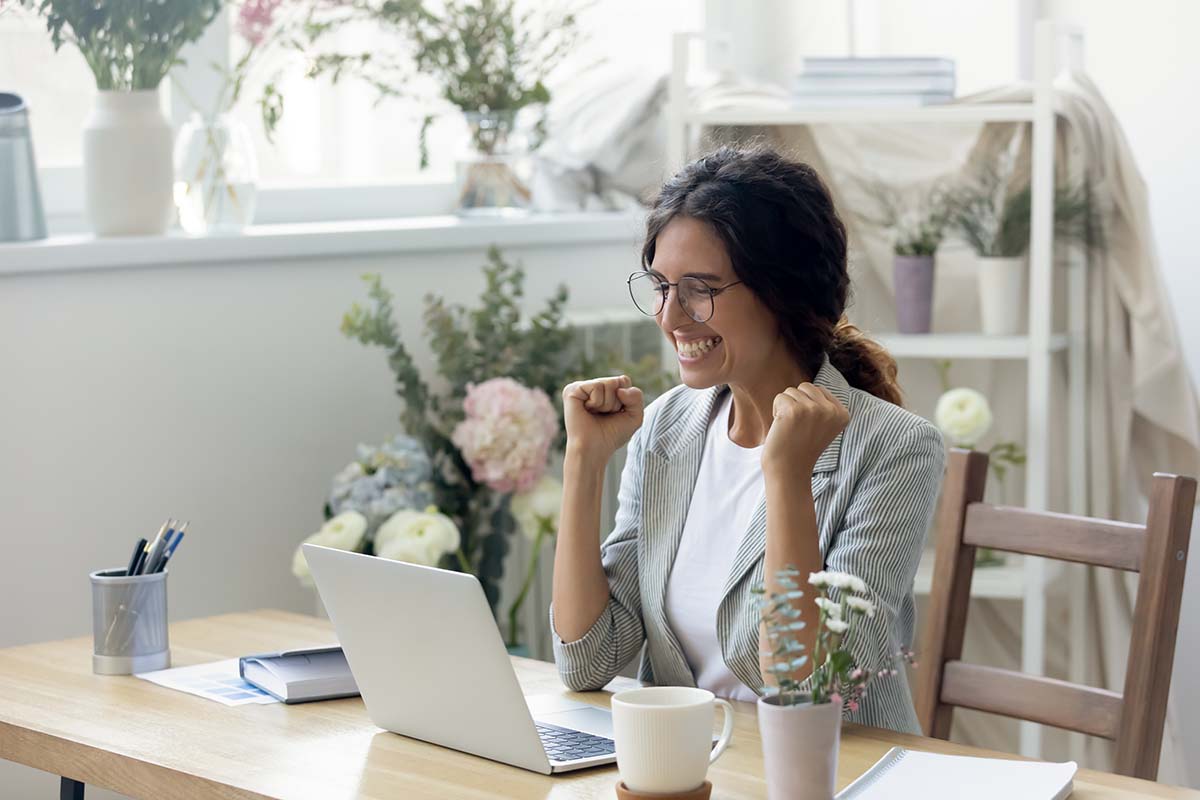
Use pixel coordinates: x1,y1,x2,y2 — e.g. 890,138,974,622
793,57,956,108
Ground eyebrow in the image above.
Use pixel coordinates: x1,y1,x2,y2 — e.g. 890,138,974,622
646,269,727,282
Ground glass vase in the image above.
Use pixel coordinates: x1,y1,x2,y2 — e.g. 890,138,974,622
455,110,532,217
173,112,259,235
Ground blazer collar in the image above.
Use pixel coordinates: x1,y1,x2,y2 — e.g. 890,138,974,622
648,355,851,474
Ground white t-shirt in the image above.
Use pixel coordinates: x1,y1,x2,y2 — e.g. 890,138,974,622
664,392,763,703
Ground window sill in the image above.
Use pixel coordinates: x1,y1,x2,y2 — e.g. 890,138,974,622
0,211,647,277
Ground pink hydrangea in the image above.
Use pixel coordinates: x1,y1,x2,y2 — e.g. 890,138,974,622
451,378,558,494
236,0,284,47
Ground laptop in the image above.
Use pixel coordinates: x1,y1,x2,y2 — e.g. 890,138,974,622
303,544,618,774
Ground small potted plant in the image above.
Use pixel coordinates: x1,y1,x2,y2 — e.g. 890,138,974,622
863,181,953,334
953,151,1100,335
755,568,911,800
14,0,222,235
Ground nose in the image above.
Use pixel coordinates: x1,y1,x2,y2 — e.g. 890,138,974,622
658,283,692,332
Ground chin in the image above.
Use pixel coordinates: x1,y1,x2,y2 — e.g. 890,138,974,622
676,361,727,390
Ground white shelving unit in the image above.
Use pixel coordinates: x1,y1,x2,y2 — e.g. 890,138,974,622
666,21,1090,759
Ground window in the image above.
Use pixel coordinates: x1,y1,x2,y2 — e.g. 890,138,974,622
0,10,95,166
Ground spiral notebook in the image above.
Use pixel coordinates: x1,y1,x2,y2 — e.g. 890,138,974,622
836,747,1076,799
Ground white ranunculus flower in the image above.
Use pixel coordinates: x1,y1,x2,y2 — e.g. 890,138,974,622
808,571,831,588
291,511,368,587
935,387,993,446
846,596,876,618
374,505,461,567
815,597,842,619
512,476,563,541
825,618,849,634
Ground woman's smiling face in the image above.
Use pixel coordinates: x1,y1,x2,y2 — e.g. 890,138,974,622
649,216,784,390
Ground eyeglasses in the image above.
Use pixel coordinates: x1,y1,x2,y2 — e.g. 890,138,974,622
627,271,743,323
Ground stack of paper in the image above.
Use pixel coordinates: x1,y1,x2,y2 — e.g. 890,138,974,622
837,747,1076,799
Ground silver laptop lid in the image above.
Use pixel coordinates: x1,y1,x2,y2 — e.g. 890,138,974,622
303,544,552,774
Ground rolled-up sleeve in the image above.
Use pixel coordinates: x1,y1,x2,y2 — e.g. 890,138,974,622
550,423,649,692
820,420,945,728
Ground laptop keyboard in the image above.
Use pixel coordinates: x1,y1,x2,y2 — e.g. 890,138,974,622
536,721,616,762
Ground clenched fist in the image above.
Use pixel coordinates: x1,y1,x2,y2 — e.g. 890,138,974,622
562,375,645,467
762,383,849,477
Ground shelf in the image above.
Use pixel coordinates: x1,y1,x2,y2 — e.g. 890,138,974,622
0,211,647,277
686,102,1039,128
875,333,1069,360
913,550,1025,600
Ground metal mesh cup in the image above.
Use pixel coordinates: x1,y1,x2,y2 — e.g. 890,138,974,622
90,569,170,675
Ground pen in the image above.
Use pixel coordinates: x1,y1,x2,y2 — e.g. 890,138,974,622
156,525,187,572
141,519,173,576
124,537,147,576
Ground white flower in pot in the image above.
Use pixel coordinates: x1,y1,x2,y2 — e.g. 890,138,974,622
754,567,913,800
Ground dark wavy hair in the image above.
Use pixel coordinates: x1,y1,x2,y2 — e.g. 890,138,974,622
642,144,902,406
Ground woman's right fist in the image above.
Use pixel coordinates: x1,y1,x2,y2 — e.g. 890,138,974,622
562,375,645,466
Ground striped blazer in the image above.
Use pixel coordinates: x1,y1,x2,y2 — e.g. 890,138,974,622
550,357,945,734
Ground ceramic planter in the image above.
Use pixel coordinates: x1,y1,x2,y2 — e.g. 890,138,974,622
757,696,841,800
893,253,935,334
976,255,1027,335
83,89,175,236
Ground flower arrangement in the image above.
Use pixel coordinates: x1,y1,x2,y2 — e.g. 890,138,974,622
756,568,912,710
11,0,222,90
301,0,586,166
337,247,593,642
292,434,457,582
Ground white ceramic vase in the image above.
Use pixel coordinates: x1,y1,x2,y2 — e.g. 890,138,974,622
976,255,1027,335
758,696,841,800
83,89,175,236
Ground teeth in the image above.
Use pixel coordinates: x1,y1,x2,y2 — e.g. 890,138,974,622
678,336,722,357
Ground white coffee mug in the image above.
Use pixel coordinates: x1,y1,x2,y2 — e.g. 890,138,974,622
611,686,735,794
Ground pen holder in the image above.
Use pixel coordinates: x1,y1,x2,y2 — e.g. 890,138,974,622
90,568,170,675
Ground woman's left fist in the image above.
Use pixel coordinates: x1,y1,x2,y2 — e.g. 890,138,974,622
762,383,850,477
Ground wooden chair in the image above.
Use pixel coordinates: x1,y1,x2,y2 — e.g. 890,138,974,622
916,449,1196,780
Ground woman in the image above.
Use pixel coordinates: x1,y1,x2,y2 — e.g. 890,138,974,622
550,145,945,734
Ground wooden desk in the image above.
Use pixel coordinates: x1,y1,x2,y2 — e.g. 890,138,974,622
0,610,1194,799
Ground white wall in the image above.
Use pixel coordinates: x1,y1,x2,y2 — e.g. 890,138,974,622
0,233,642,798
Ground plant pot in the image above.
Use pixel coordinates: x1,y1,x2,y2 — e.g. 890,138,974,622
976,255,1026,335
456,110,531,217
174,112,258,235
83,90,175,236
757,695,841,800
893,254,935,334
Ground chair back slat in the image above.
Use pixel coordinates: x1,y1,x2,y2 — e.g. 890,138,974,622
1114,473,1196,778
962,504,1145,571
940,661,1122,739
915,450,988,739
918,449,1197,780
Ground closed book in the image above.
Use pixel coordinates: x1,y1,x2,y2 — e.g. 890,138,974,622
837,747,1076,799
238,646,359,704
791,92,955,109
793,74,956,94
801,56,956,76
